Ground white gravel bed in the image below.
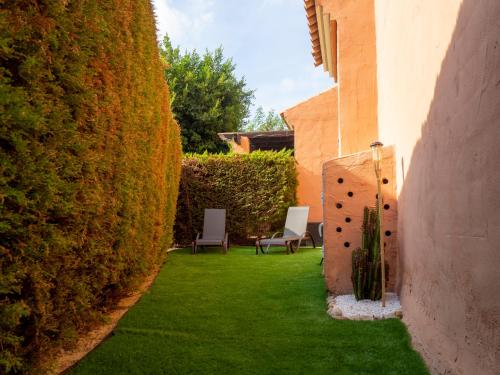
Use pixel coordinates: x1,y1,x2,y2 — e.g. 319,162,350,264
327,293,402,320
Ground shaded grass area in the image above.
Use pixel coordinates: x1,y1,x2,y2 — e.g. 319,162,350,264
71,247,428,375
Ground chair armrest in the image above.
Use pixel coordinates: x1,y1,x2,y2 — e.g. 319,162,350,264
270,231,284,240
255,232,282,241
195,233,201,241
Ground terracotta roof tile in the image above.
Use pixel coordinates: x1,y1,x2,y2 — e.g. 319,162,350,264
304,0,322,66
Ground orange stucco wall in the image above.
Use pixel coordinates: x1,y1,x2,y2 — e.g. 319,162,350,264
229,136,250,154
374,0,500,374
284,0,380,222
323,146,398,294
282,88,338,222
293,0,498,373
316,0,378,155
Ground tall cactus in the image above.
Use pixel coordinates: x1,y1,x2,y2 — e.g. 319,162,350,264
351,247,367,300
351,205,389,301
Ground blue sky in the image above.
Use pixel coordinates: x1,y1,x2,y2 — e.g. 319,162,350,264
152,0,333,116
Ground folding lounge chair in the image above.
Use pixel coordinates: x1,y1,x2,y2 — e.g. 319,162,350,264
192,209,229,254
255,206,313,254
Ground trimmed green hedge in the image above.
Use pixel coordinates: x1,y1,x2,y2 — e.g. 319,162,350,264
175,151,297,245
0,1,181,372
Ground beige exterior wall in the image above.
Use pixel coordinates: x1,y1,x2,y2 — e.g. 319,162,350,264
323,146,398,294
316,0,378,155
374,1,500,374
282,88,338,222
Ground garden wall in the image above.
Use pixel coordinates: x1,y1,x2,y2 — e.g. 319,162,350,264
281,88,338,223
175,151,296,245
0,1,181,372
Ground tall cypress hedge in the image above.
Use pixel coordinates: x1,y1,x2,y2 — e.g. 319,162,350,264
0,1,181,372
175,151,297,245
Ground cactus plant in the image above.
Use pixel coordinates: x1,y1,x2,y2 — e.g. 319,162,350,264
351,205,389,300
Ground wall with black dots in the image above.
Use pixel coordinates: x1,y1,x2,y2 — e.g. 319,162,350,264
322,146,398,295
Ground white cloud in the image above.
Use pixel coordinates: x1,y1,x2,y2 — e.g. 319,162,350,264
152,0,215,43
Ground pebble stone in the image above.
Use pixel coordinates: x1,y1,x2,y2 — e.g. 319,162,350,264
327,293,403,320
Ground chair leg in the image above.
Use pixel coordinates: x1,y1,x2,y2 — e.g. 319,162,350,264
297,239,303,252
266,244,271,254
192,241,196,255
306,231,316,248
255,241,259,255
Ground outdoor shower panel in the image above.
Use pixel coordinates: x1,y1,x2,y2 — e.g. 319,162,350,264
322,146,398,295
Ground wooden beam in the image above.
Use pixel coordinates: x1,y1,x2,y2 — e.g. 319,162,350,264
316,5,327,71
323,12,333,76
330,20,338,81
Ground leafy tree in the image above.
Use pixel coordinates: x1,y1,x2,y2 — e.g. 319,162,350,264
245,106,288,132
161,36,254,153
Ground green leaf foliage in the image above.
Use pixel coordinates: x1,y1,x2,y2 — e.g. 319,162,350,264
245,106,287,132
161,35,254,154
175,151,297,245
0,1,181,373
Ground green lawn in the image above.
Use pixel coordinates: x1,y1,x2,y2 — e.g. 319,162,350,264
71,247,428,375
